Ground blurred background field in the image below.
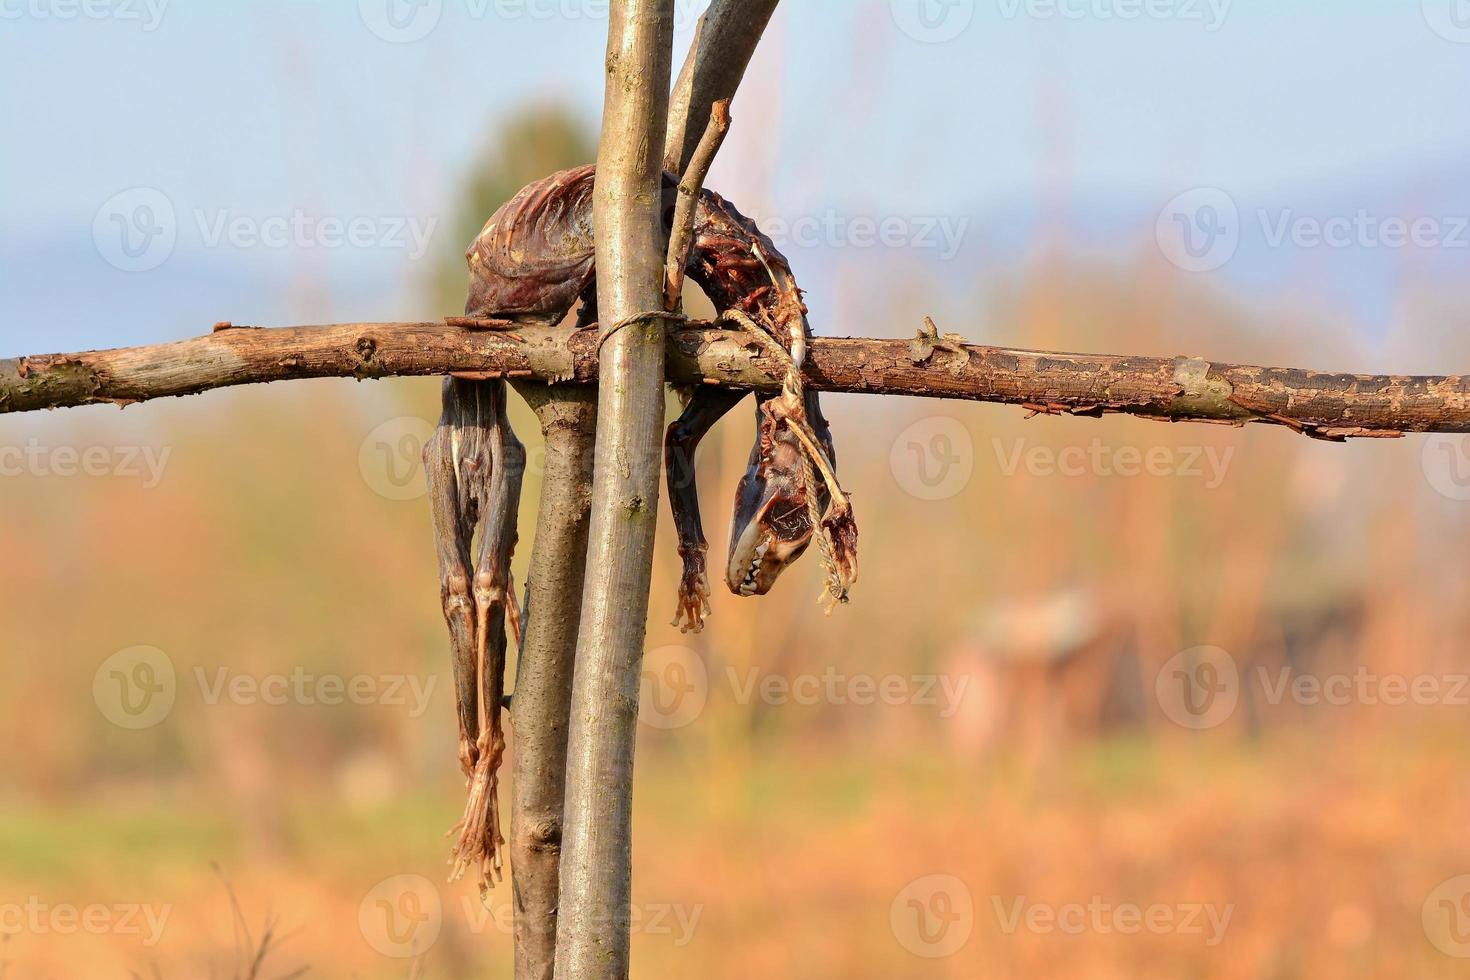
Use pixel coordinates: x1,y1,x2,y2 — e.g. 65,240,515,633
5,3,1470,977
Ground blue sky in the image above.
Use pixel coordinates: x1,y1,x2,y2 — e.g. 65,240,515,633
3,0,1468,355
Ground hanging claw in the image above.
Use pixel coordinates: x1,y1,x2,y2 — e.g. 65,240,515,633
665,387,746,633
672,543,712,633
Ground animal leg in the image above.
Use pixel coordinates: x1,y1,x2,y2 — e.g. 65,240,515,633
426,378,525,893
665,387,746,633
425,379,484,780
465,379,524,893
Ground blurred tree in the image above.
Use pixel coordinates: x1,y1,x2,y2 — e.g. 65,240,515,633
431,103,596,314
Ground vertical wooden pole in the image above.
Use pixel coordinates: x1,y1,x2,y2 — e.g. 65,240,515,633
509,383,597,980
554,2,675,977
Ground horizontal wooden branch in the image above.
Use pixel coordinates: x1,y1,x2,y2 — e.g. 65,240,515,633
3,319,1468,438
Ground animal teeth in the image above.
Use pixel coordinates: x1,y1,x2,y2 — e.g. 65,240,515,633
738,541,769,595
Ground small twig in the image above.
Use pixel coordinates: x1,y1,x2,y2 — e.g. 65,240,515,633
445,315,516,330
207,864,309,980
664,99,731,310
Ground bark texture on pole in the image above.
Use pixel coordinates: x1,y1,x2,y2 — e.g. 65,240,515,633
555,2,675,977
6,322,1470,438
507,383,597,980
664,0,780,173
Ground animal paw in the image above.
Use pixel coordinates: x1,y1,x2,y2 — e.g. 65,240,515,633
672,545,712,633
